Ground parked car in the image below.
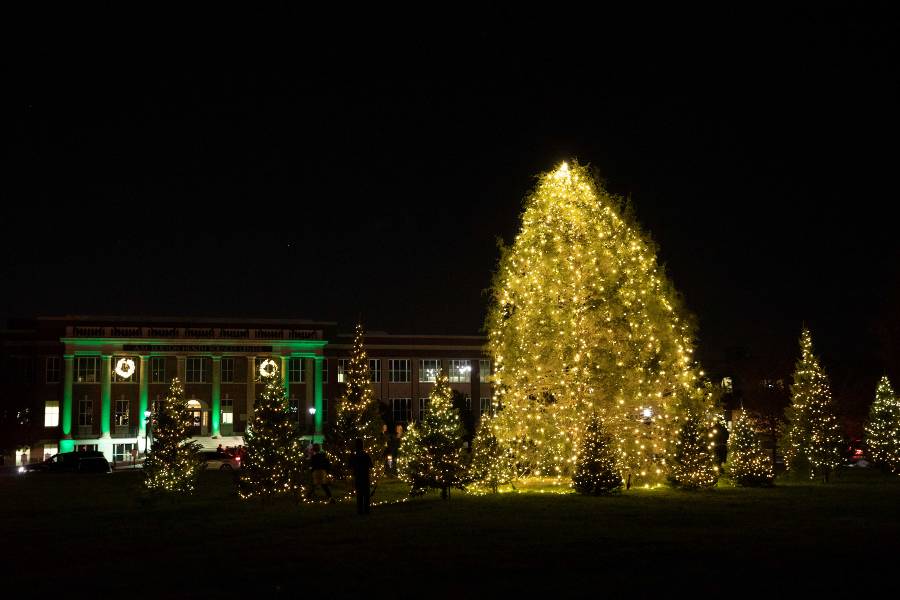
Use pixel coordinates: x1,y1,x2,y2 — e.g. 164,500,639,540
202,451,241,471
19,451,111,474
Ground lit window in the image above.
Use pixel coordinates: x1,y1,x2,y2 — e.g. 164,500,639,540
222,395,234,424
449,360,472,383
337,359,349,383
419,359,440,383
479,359,491,383
112,443,136,463
115,397,130,427
44,400,59,427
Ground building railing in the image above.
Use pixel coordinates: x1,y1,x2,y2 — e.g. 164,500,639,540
66,326,321,340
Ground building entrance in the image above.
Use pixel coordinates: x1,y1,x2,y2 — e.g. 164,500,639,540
187,399,207,436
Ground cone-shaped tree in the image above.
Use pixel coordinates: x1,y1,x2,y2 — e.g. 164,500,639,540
782,328,844,481
572,414,622,495
143,377,203,494
726,410,774,487
864,376,900,474
486,161,700,485
239,363,307,499
668,408,719,490
326,323,385,484
398,371,467,498
468,415,518,494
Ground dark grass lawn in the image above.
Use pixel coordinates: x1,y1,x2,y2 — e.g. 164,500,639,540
2,468,899,597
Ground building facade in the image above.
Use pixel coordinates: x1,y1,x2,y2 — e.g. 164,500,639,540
0,316,492,465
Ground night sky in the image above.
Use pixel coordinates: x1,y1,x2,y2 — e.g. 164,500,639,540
5,13,899,414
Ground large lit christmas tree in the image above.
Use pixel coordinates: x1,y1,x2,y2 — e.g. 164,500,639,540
468,415,518,494
572,414,622,495
326,323,385,484
238,362,307,500
782,328,843,481
725,410,774,487
486,161,703,486
864,375,900,474
398,371,468,498
143,377,203,494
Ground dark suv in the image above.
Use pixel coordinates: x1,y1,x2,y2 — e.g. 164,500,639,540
20,451,112,474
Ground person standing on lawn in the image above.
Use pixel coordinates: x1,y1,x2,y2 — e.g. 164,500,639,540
349,438,373,515
309,443,333,502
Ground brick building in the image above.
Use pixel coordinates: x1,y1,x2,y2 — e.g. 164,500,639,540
0,316,492,465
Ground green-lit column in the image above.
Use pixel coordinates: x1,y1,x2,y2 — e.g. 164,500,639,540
100,355,112,437
61,355,74,453
281,356,290,398
314,355,323,439
139,355,149,440
211,356,221,438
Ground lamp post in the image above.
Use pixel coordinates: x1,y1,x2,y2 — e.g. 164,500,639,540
144,409,153,455
308,406,317,442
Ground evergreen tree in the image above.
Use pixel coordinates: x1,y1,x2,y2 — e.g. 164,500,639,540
782,328,844,481
468,415,517,493
325,323,385,484
668,407,719,490
143,377,203,494
572,414,622,495
725,411,774,487
486,161,702,485
398,371,467,498
239,363,307,499
864,376,900,474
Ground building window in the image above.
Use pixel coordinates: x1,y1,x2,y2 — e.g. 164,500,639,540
369,359,381,383
151,357,166,383
186,357,207,383
46,357,61,384
480,397,492,416
463,395,472,411
479,359,491,383
115,397,130,427
111,357,137,382
322,360,328,385
389,360,410,383
337,359,349,383
290,358,304,383
78,397,93,426
43,443,58,460
449,360,472,383
222,358,235,383
44,400,59,427
112,443,136,463
419,359,440,383
75,357,99,383
418,397,429,421
392,398,411,424
222,395,234,424
289,395,300,416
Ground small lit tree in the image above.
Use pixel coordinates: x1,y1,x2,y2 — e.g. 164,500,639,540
572,414,622,495
468,415,517,493
668,409,719,490
143,378,203,494
398,371,467,498
239,362,307,500
864,376,900,474
326,323,385,485
726,411,774,487
782,328,843,481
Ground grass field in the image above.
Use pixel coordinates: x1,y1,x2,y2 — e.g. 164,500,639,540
2,468,899,597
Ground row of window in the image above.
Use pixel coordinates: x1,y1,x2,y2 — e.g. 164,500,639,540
44,393,496,429
34,357,493,385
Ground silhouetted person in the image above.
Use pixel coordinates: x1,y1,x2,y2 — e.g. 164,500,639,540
350,438,373,515
309,443,333,502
